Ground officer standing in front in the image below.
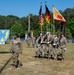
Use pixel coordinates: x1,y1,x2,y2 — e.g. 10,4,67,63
10,33,23,68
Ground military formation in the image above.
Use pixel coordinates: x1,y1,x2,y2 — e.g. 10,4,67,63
10,31,67,69
35,31,67,60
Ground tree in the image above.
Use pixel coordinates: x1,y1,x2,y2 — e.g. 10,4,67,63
66,18,74,38
0,15,6,29
5,15,20,29
11,22,24,37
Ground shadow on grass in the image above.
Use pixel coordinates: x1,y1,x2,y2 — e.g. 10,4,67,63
0,52,10,54
34,56,63,61
0,57,11,73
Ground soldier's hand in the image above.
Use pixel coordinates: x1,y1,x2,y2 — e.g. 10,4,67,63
41,41,42,43
47,42,49,44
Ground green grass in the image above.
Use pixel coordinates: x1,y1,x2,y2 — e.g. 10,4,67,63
0,42,74,75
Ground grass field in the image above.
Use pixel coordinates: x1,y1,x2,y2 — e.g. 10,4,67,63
0,41,74,75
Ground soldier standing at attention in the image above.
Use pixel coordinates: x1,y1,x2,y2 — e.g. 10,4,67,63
10,34,23,68
53,34,59,59
59,34,67,60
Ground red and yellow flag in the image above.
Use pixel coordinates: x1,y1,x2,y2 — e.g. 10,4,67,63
45,4,51,23
53,6,66,22
38,4,44,25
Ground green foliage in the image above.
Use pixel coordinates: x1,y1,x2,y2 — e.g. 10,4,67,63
66,28,72,38
0,15,6,29
11,22,24,37
66,18,74,38
0,7,74,38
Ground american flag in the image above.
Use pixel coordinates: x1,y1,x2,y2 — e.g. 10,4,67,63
38,14,44,25
38,4,44,25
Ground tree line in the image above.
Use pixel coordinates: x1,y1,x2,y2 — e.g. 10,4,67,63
0,7,74,38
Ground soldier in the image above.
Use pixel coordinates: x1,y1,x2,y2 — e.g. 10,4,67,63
26,33,31,47
31,36,36,48
35,33,43,57
59,34,67,60
53,34,59,59
10,33,23,68
42,31,53,58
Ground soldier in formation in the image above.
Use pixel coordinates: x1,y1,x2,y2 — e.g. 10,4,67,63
58,33,67,60
41,31,53,58
35,33,43,57
35,32,67,60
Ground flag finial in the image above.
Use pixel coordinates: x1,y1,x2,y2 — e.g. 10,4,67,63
40,2,42,5
45,1,47,5
52,5,54,7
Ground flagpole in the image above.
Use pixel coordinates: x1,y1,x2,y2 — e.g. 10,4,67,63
40,2,42,33
45,1,51,32
28,14,30,32
60,22,63,33
41,25,42,33
62,22,65,35
53,19,55,34
64,23,66,36
45,1,48,31
53,6,66,35
46,23,48,31
52,5,55,34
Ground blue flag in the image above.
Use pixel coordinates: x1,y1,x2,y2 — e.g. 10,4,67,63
0,30,10,44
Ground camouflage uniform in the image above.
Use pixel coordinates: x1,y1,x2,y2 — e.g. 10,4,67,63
10,38,22,67
31,36,36,48
26,37,31,47
53,35,59,59
59,35,67,59
35,35,43,57
42,33,53,58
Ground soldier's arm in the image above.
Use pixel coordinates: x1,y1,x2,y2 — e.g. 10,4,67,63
41,35,46,42
64,38,67,45
36,36,40,44
16,38,23,53
48,35,53,43
10,41,14,53
18,41,23,54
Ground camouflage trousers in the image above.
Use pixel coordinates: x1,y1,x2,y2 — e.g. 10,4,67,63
26,39,31,47
11,52,19,66
35,44,55,58
47,44,53,58
35,45,42,57
53,45,58,59
57,46,66,59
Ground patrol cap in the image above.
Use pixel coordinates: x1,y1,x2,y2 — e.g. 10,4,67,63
46,31,50,34
13,33,19,37
60,33,65,37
